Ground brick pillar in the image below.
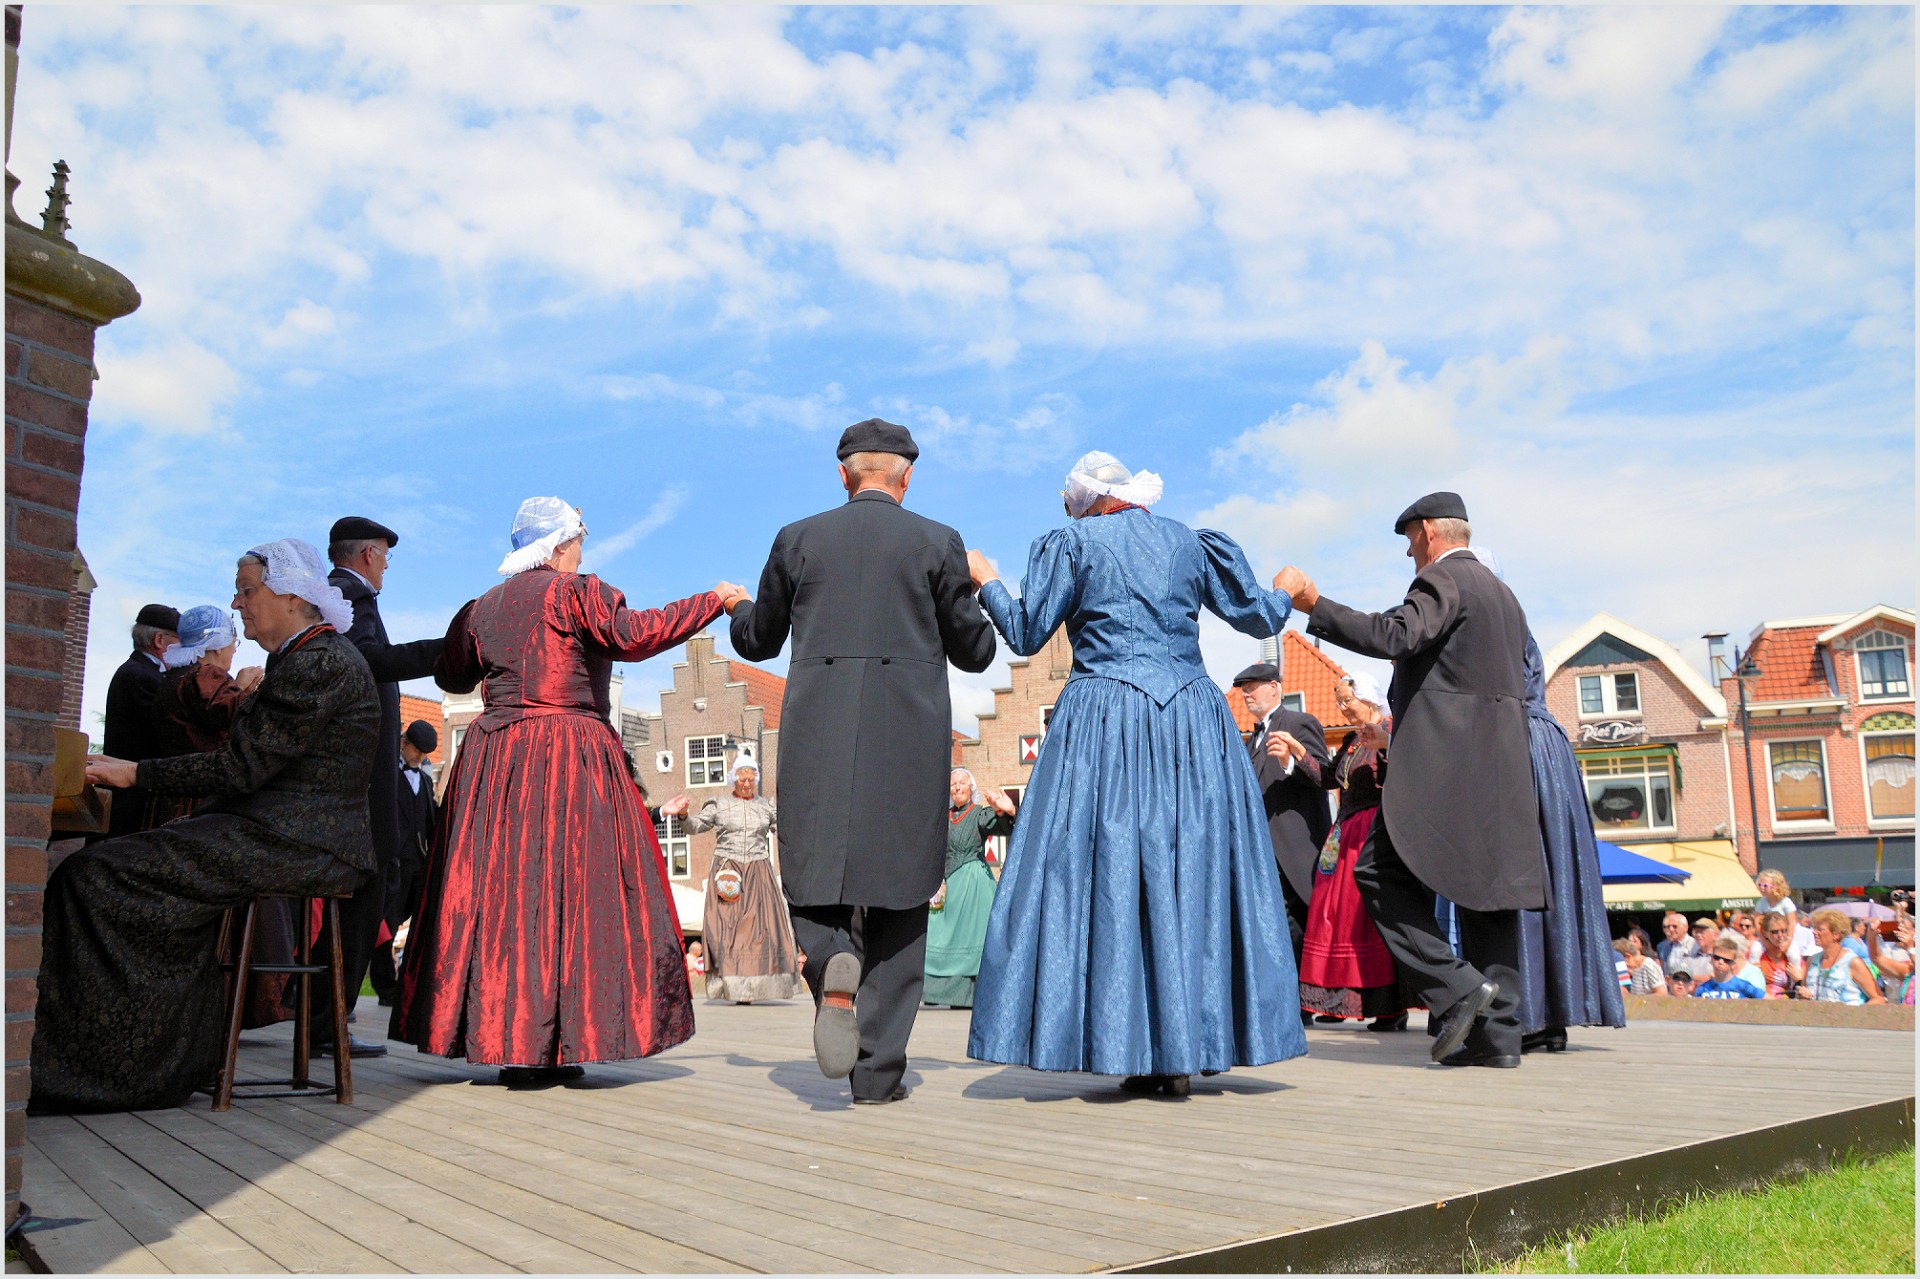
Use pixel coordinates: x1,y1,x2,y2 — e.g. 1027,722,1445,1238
4,3,141,1229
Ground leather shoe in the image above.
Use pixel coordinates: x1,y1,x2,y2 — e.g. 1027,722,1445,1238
1429,981,1499,1063
851,1084,908,1106
1119,1074,1190,1097
1522,1027,1568,1054
500,1064,585,1087
1367,1014,1409,1033
1438,1047,1521,1069
813,952,860,1080
316,1033,387,1058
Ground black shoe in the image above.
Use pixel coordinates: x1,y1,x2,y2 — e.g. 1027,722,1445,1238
500,1064,586,1088
316,1033,387,1058
1313,1014,1343,1024
1161,1074,1191,1097
1521,1027,1568,1054
1368,1014,1410,1033
346,1010,358,1024
851,1084,909,1106
1299,1010,1316,1027
1199,1069,1223,1077
1119,1074,1190,1097
1430,981,1499,1063
1438,1047,1521,1069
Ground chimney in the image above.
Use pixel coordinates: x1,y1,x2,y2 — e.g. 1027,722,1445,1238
1702,631,1729,683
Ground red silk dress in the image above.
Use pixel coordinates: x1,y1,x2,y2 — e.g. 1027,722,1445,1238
391,567,722,1066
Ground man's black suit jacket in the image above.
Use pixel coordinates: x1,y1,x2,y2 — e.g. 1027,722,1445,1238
1249,705,1334,901
102,649,166,837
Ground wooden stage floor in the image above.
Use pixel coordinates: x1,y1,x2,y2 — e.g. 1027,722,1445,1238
21,1000,1916,1274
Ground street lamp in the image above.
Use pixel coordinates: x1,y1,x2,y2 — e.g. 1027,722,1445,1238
1707,631,1763,872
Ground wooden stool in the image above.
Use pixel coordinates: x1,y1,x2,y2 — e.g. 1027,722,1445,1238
203,893,353,1111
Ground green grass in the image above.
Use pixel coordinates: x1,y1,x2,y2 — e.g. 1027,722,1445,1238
360,976,377,999
1490,1147,1915,1274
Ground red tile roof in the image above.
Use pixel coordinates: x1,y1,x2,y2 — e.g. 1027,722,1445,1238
726,660,787,730
1743,626,1832,703
397,694,445,764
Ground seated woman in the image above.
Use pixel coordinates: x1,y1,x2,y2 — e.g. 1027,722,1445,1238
966,451,1306,1097
682,756,806,1005
146,604,263,823
32,539,377,1114
391,497,740,1085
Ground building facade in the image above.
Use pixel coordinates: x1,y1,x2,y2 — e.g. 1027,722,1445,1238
1721,607,1915,892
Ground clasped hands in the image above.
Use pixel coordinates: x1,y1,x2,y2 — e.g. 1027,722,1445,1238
714,581,750,612
1272,566,1318,612
1265,729,1307,764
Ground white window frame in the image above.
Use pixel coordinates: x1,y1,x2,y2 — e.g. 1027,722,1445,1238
655,813,691,879
1576,669,1642,719
1281,691,1305,712
1860,728,1916,828
1764,738,1834,832
985,784,1023,870
685,734,729,788
1578,752,1677,837
1856,630,1912,702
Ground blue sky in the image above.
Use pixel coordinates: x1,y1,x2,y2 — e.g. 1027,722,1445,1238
11,5,1912,734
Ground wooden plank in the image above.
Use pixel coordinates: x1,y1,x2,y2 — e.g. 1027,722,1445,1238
21,1136,168,1274
29,1117,280,1274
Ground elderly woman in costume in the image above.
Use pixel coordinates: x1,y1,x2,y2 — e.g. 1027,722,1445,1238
925,768,1016,1010
145,606,264,822
679,755,806,1004
392,498,745,1086
965,452,1306,1097
1299,673,1411,1031
33,540,377,1113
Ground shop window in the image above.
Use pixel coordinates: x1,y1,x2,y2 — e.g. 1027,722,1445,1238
1578,671,1640,717
1580,753,1675,835
1857,630,1911,701
1864,729,1915,822
1768,741,1830,825
655,813,691,878
686,735,728,787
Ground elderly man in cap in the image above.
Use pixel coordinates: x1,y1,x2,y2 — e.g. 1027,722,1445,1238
369,719,440,1006
324,516,446,1056
1276,492,1545,1068
729,418,997,1105
1231,660,1332,1013
99,602,180,838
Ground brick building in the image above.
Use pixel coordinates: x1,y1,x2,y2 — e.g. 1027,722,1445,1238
1720,606,1915,893
4,3,142,1226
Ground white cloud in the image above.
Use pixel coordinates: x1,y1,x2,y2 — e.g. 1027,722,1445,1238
259,299,337,349
92,338,241,435
879,392,1081,475
581,488,691,573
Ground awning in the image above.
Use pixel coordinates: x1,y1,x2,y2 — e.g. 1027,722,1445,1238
1577,742,1683,792
1595,840,1690,885
671,881,704,934
1602,840,1760,912
1759,836,1915,890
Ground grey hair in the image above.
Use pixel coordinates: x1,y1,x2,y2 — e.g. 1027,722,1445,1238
1428,516,1472,544
234,553,320,620
328,537,383,568
843,451,911,485
130,622,173,654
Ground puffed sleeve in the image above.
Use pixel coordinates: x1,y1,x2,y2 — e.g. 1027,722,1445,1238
1197,528,1293,639
433,599,482,695
980,527,1080,657
566,574,723,664
687,798,721,834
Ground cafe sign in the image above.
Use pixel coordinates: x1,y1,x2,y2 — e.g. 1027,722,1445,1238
1580,719,1648,745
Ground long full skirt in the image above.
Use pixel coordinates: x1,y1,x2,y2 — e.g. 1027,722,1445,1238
702,858,806,1003
29,817,361,1113
968,676,1307,1075
1515,719,1627,1034
925,858,997,1008
391,713,695,1065
1298,806,1409,1020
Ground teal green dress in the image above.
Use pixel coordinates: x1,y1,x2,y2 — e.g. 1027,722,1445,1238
924,804,1011,1008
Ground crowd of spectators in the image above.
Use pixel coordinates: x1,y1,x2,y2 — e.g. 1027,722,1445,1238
1614,873,1912,1005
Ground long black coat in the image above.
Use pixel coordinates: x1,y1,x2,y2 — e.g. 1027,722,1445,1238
102,650,166,837
1306,550,1546,912
1250,705,1334,901
329,569,442,871
731,490,997,909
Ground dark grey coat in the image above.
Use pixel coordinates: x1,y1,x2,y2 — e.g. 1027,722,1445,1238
1305,550,1546,912
329,568,443,871
731,490,997,909
1250,705,1334,901
135,627,382,873
102,649,166,837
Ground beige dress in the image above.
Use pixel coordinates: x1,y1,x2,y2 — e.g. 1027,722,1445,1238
690,795,806,1002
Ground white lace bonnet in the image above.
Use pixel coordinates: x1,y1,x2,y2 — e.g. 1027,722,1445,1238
162,604,239,668
499,497,587,577
1063,450,1164,519
244,538,354,633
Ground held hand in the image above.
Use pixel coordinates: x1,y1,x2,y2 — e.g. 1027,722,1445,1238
966,549,999,589
983,785,1017,816
1273,566,1319,612
1268,729,1304,761
661,794,691,818
85,755,138,789
714,581,750,612
234,666,265,693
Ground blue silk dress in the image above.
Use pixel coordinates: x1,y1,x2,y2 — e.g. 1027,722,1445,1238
966,507,1308,1076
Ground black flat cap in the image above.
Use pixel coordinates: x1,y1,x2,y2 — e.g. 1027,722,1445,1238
329,515,399,547
1231,661,1280,686
1393,491,1468,534
404,720,438,753
135,603,181,631
836,418,919,463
